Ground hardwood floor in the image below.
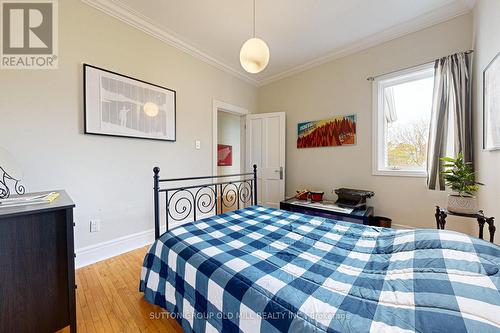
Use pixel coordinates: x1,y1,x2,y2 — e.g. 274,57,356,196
64,246,183,333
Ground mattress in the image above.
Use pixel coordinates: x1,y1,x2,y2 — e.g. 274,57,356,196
140,205,500,332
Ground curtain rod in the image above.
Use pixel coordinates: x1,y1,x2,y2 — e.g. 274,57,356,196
366,50,474,81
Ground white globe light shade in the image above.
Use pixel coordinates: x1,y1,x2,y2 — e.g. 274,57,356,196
239,38,270,74
143,102,159,117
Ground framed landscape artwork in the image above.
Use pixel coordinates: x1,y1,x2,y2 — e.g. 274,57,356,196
84,64,176,141
217,144,233,166
297,114,357,148
484,52,500,150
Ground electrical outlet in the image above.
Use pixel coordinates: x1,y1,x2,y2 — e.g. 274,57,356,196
90,220,100,233
195,140,201,150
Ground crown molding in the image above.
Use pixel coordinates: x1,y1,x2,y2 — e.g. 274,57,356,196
462,0,476,10
82,0,472,88
258,2,473,86
81,0,260,86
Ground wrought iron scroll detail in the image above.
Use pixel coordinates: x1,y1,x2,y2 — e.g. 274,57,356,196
195,186,217,215
238,181,253,206
164,179,255,223
221,183,239,210
154,164,257,237
0,166,25,199
167,189,195,222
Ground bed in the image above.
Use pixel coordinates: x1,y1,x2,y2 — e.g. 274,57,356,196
140,167,500,333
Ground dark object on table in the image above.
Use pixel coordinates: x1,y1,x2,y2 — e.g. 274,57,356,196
309,191,324,202
280,197,374,225
0,166,25,199
334,188,374,209
435,206,496,243
0,190,76,333
370,216,392,228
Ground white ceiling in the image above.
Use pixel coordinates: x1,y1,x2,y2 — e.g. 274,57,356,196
83,0,474,86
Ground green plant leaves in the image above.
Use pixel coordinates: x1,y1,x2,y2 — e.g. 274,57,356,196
439,153,482,196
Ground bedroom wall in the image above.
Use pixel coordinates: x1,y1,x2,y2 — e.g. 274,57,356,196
0,0,257,254
257,14,475,234
472,0,500,245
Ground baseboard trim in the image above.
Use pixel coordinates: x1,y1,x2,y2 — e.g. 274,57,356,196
75,229,155,269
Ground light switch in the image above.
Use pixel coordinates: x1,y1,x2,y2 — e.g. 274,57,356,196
90,220,100,233
195,140,201,149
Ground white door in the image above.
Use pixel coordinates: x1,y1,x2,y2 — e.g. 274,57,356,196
246,112,286,208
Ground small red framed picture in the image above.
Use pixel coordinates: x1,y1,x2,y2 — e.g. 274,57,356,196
217,144,232,166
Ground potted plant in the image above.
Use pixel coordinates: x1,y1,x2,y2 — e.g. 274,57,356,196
440,153,483,214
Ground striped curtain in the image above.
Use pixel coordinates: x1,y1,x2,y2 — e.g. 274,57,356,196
384,87,398,123
427,52,473,190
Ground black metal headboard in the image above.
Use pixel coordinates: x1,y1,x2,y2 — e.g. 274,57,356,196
153,165,258,239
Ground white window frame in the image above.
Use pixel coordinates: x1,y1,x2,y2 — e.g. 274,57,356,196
372,63,434,177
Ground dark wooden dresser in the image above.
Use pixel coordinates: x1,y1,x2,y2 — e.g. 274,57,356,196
0,190,76,332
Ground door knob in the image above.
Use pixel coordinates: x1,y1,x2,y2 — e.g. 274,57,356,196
274,167,283,180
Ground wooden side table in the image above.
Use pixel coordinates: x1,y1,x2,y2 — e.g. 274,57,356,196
435,206,496,243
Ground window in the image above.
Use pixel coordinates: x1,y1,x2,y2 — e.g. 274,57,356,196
373,64,434,177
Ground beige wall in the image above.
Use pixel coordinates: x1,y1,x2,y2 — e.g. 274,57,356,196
258,14,474,234
2,1,496,252
0,0,257,249
472,0,500,245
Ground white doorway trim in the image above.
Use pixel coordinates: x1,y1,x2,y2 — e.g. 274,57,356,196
212,100,249,176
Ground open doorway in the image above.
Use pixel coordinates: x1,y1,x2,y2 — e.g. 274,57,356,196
212,100,248,176
212,100,248,212
217,111,245,175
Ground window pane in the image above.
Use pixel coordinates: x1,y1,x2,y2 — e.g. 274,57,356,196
384,76,433,170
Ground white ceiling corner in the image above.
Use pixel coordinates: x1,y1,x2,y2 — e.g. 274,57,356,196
81,0,473,87
80,0,260,86
258,0,473,86
462,0,477,10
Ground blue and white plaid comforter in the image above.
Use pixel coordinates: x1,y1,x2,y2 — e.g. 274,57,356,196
140,206,500,333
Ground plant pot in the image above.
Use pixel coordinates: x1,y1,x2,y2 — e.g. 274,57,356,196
447,194,477,214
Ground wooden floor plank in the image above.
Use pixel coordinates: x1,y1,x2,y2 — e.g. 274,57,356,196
58,246,182,333
78,269,99,333
86,265,122,333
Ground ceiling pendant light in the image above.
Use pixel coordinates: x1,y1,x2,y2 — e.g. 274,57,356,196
240,0,270,74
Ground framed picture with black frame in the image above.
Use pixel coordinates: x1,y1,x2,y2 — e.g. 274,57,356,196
483,52,500,151
84,64,176,142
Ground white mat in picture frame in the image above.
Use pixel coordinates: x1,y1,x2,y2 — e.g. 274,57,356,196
483,52,500,151
84,64,176,142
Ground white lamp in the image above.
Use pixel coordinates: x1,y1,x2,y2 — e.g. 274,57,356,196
240,38,270,74
143,102,159,117
240,0,270,74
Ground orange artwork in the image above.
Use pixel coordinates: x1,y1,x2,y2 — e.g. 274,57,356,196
297,115,356,148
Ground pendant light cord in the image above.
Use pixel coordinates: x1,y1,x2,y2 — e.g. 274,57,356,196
253,0,256,38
